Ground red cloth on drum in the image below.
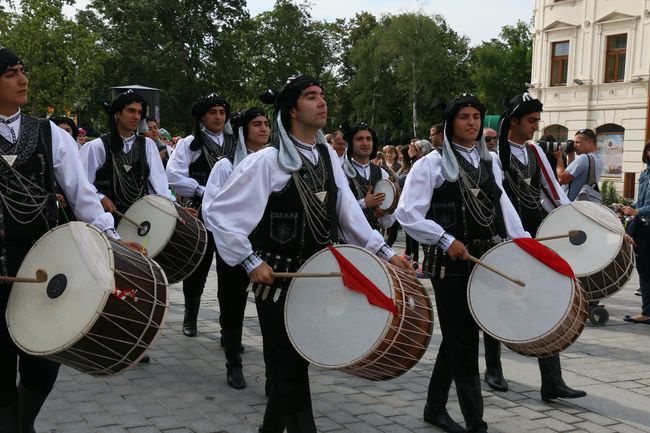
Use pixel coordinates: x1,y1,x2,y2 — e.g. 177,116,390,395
512,238,575,280
327,245,398,315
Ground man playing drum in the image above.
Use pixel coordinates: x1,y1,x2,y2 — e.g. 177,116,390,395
166,93,235,338
491,92,586,401
343,122,397,231
202,107,271,391
209,75,412,433
0,47,138,433
396,94,529,433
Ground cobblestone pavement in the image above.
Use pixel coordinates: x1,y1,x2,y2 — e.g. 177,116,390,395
37,236,650,433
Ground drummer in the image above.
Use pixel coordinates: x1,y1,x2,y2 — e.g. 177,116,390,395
202,107,270,391
166,93,236,338
209,75,412,433
493,92,586,402
0,47,138,432
78,90,176,217
343,122,396,231
395,94,529,433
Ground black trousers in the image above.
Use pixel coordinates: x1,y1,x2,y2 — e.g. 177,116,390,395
215,249,250,332
256,290,312,416
0,244,60,407
427,274,480,408
182,231,216,299
633,223,650,316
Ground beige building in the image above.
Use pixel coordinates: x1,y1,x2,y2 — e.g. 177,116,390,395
529,0,650,196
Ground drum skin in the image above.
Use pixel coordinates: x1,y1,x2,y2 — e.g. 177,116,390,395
284,245,433,381
117,195,207,284
7,223,168,376
374,179,399,214
467,241,587,358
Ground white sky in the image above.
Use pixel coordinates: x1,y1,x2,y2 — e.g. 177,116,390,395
61,0,534,46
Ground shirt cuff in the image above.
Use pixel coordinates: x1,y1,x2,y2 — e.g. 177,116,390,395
437,232,454,252
375,243,396,262
104,228,121,241
195,185,205,197
242,253,264,274
357,198,366,209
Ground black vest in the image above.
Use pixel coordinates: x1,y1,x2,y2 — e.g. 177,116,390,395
503,145,546,237
94,134,149,214
188,132,235,189
0,116,58,245
253,143,338,260
348,163,382,230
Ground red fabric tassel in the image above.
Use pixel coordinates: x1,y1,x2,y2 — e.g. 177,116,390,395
512,238,575,280
327,245,398,315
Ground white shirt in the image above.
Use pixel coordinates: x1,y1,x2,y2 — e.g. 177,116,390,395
166,130,225,197
210,143,395,273
395,146,529,251
507,141,569,212
0,111,117,237
202,157,235,234
350,159,397,229
78,134,174,202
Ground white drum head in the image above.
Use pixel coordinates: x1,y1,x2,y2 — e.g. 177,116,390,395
537,202,623,276
374,179,395,211
468,241,574,343
285,245,393,368
116,195,177,258
7,223,112,355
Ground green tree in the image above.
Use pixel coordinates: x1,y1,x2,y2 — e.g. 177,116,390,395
469,20,532,114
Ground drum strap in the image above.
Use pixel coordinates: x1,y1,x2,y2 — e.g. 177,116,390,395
529,144,559,203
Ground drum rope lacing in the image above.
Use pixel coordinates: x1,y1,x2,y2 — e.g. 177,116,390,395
292,151,331,246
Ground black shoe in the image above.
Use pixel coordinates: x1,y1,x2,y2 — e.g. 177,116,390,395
223,327,246,390
541,383,587,402
227,366,246,389
139,355,150,364
182,296,201,337
484,367,508,392
423,405,466,433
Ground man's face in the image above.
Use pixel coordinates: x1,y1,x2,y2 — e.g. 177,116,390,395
430,126,442,147
291,85,327,130
574,134,595,155
115,102,142,133
331,131,346,156
246,115,270,147
146,120,159,140
511,112,540,141
0,65,29,109
452,107,481,144
202,105,227,133
352,130,373,159
483,129,498,150
57,123,74,137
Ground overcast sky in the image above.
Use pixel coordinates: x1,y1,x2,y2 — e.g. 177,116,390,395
61,0,533,46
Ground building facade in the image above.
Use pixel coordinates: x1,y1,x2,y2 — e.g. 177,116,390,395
529,0,650,196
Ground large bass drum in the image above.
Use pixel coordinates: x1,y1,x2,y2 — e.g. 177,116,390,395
536,202,634,301
6,222,168,376
467,241,587,358
116,195,207,284
284,245,434,381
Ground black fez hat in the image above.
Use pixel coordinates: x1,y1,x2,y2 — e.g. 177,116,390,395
498,92,543,170
342,122,379,159
50,116,79,140
0,48,22,76
191,93,231,120
231,107,268,140
443,93,486,145
102,90,148,153
273,75,321,131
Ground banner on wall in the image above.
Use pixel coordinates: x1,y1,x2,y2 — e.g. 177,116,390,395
597,133,624,177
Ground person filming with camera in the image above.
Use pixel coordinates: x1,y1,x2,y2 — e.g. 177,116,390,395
555,128,602,201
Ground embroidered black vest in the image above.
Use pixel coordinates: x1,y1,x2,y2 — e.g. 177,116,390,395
0,116,58,244
503,145,546,237
188,132,235,189
348,163,383,230
253,143,338,260
94,134,149,214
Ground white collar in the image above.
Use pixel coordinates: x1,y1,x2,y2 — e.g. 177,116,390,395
509,140,527,150
452,143,477,154
351,159,371,169
204,128,223,142
0,109,21,123
290,135,317,151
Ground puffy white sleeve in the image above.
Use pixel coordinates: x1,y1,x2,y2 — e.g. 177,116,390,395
166,136,201,197
77,137,107,200
202,158,233,234
143,137,175,201
531,144,569,211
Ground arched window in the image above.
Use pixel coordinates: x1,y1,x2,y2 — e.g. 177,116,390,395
596,124,625,177
543,124,568,142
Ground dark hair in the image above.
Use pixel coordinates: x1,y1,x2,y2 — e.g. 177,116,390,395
145,117,158,124
432,123,443,133
643,141,650,165
575,128,596,142
539,134,556,142
400,145,412,171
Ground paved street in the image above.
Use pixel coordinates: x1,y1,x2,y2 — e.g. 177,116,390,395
37,236,650,433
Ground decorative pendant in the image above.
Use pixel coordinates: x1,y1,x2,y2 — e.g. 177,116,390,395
315,191,327,203
123,164,132,172
524,177,531,185
470,188,480,198
2,155,17,167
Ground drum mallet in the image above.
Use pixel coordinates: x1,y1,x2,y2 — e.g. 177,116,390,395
271,272,342,278
467,256,526,287
114,210,147,231
0,269,48,284
536,230,583,243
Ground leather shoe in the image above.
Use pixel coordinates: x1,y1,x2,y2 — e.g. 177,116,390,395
139,355,150,364
484,367,508,392
423,405,466,433
226,366,246,389
541,383,587,402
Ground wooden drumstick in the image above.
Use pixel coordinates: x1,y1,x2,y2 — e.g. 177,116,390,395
113,211,146,231
536,230,581,242
271,272,343,278
467,256,526,287
0,269,48,284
